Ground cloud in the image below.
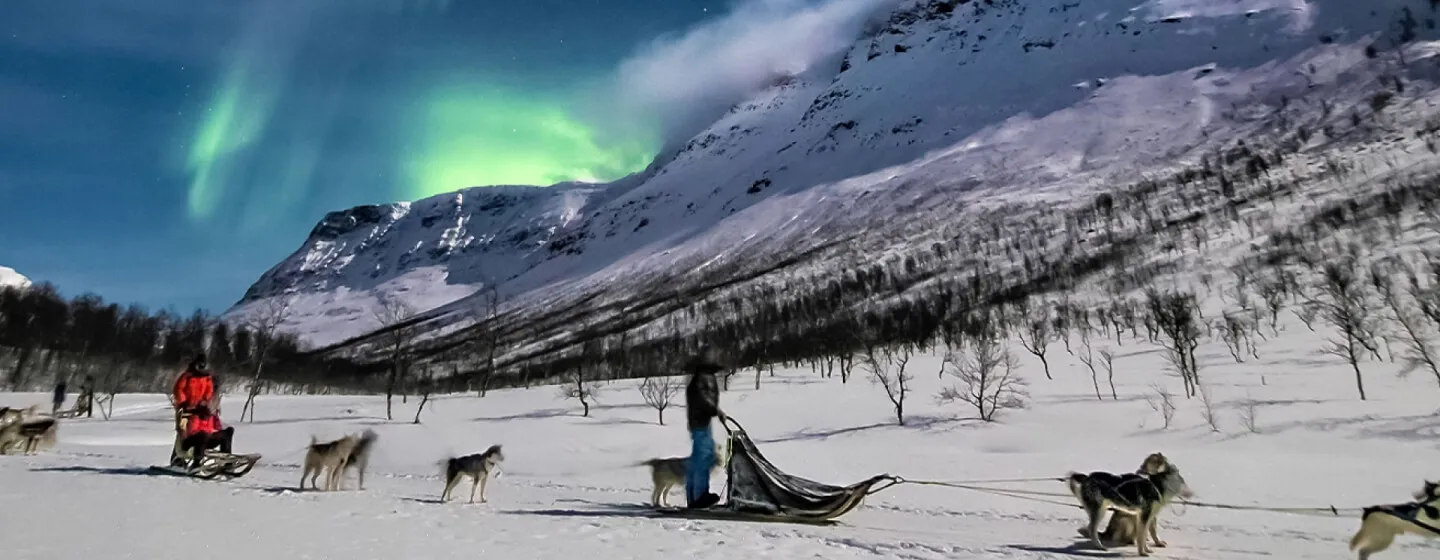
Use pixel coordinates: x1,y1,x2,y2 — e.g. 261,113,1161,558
590,0,899,148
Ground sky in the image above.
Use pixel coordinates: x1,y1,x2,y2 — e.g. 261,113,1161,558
0,0,891,315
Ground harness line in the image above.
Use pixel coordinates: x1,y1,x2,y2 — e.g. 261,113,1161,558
884,476,1368,518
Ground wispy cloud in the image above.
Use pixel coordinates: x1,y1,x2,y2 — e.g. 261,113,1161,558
591,0,899,148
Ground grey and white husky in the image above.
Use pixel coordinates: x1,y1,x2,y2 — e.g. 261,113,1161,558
300,434,360,491
0,416,58,455
1349,480,1440,560
638,440,728,508
439,444,505,504
1067,452,1195,557
338,429,379,490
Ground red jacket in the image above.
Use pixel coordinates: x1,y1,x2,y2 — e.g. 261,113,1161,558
173,370,214,410
185,413,221,437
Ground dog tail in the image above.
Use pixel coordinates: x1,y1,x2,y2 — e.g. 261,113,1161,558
355,429,379,453
1065,472,1087,502
438,457,456,482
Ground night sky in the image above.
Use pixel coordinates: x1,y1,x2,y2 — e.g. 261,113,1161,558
0,0,733,313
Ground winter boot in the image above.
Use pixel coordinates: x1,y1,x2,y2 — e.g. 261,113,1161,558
688,492,721,509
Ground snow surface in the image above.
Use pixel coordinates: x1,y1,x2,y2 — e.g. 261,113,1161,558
5,309,1439,559
0,265,31,289
228,0,1440,348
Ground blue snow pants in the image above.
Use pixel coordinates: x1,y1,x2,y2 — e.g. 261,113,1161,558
686,426,716,503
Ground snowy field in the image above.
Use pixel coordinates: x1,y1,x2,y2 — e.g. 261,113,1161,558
4,315,1440,560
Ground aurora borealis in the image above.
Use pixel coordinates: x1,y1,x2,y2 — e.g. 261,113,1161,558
1,0,873,313
403,85,658,199
0,0,719,311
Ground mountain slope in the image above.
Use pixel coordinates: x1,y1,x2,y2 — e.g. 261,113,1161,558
228,0,1440,348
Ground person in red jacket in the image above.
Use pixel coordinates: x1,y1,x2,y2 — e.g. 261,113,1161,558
171,354,216,466
173,354,215,412
178,406,234,469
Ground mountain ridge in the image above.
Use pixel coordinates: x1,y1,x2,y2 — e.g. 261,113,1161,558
226,0,1440,349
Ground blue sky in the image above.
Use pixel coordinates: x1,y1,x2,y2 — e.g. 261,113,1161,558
0,0,723,314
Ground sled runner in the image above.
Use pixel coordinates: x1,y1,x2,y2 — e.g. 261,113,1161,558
673,416,899,523
148,452,261,480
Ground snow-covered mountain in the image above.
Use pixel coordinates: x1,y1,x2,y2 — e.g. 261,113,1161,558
229,0,1440,347
0,266,31,290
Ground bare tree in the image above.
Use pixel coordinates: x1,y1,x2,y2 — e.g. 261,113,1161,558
1304,255,1380,400
1147,289,1203,398
1238,394,1260,434
1146,383,1176,430
413,365,437,424
1099,349,1118,400
938,336,1028,422
1017,317,1053,380
1076,333,1103,401
558,340,602,417
860,342,914,426
1373,262,1440,389
374,294,419,421
1197,382,1221,432
472,284,501,397
639,375,682,425
1256,276,1287,336
239,297,292,423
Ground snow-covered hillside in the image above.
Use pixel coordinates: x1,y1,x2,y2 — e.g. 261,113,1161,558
229,0,1440,348
0,265,31,289
4,305,1439,559
229,184,605,343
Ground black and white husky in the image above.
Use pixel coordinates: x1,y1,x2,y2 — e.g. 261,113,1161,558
1349,480,1440,560
439,444,505,504
1067,452,1195,557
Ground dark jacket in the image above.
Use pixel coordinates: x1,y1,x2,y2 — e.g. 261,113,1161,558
685,364,723,430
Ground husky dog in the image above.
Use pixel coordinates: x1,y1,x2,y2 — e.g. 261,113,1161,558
0,404,41,427
300,434,360,491
0,417,58,455
1067,452,1194,557
0,407,25,427
638,441,729,508
338,429,379,490
1349,480,1440,560
1076,452,1178,546
439,444,505,504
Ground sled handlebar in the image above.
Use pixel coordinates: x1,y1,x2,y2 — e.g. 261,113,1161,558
720,415,745,435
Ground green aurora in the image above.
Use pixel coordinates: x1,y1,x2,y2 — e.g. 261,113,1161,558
403,86,657,199
184,78,658,221
185,49,282,222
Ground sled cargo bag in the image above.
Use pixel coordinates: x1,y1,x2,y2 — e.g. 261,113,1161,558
719,418,898,521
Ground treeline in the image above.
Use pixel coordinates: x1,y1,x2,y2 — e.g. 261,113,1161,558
0,284,349,413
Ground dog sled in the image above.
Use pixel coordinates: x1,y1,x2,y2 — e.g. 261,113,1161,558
147,411,260,480
148,452,262,480
651,417,901,525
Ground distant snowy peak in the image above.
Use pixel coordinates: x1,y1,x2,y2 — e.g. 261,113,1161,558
0,266,31,289
234,184,599,306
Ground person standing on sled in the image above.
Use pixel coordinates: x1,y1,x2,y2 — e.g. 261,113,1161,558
684,354,726,509
178,405,234,469
171,354,216,466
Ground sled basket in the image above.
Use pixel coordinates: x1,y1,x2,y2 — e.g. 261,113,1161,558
719,417,899,521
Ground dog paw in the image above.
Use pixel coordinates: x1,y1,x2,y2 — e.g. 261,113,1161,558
1153,540,1167,548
